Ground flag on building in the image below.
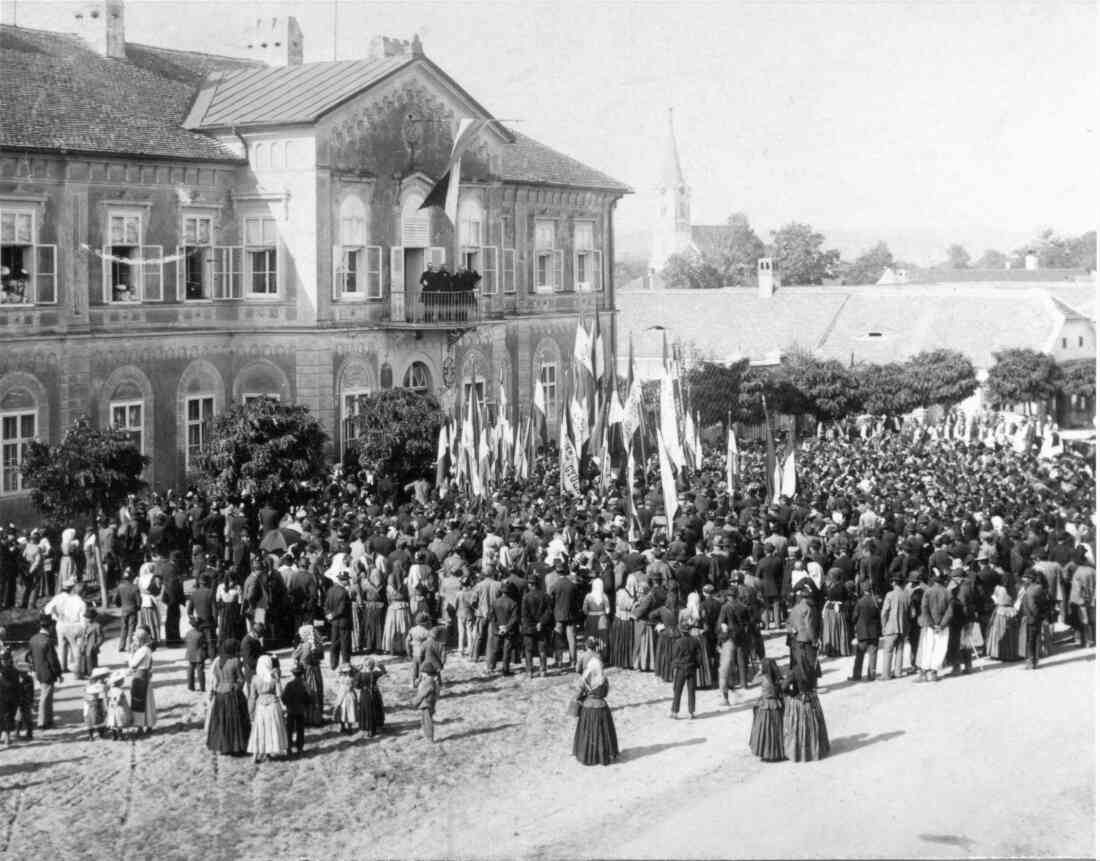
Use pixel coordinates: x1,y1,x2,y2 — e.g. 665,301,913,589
419,118,489,226
725,419,738,494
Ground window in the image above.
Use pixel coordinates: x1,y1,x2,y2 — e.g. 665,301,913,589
242,393,280,406
181,215,214,301
573,221,601,292
1062,338,1068,349
1,208,55,305
1079,336,1084,348
244,216,278,295
1,411,35,495
108,213,141,302
539,362,558,426
110,400,143,453
403,362,432,394
401,193,430,248
341,389,370,453
502,249,516,294
253,142,268,169
533,220,561,293
185,395,214,471
333,199,382,300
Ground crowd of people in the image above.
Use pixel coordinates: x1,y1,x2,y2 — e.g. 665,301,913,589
0,411,1094,768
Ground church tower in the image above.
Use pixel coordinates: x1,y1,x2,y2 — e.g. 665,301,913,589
649,108,695,278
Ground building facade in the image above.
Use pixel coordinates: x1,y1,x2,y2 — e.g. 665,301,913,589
0,9,630,523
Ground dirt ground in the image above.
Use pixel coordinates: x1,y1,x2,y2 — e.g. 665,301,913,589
0,609,1093,861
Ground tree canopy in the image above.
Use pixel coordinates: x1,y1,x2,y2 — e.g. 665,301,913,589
348,389,446,487
1058,358,1096,401
945,244,972,269
975,248,1009,269
854,362,922,417
905,349,978,408
1014,228,1097,270
718,213,766,286
770,222,841,285
193,397,328,507
661,251,723,290
985,348,1061,411
21,415,148,526
843,241,895,285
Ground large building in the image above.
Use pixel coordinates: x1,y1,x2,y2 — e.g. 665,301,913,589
0,4,630,523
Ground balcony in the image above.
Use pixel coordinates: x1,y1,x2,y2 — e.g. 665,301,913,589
389,289,483,327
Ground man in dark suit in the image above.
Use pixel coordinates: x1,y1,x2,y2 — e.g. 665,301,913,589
27,616,62,729
756,543,785,629
549,568,579,669
240,622,264,689
157,551,186,644
488,582,519,675
186,572,217,659
115,567,141,651
849,590,881,681
520,576,553,677
324,572,353,669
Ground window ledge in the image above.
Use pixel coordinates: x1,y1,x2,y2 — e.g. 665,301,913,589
183,299,215,305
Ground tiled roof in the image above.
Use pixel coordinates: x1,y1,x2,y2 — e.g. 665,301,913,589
498,130,632,193
0,25,255,161
617,283,1088,377
183,54,415,129
909,268,1091,284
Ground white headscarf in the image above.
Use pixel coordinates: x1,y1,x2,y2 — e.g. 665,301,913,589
582,655,605,690
256,654,275,686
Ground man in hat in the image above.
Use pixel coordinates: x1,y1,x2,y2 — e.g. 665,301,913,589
114,566,140,652
27,616,61,730
915,570,953,682
1020,569,1050,669
849,588,881,682
324,571,353,669
669,618,702,719
879,572,911,680
43,578,86,673
521,574,553,677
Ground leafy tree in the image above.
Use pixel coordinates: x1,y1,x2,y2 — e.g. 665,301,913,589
855,362,922,416
844,241,895,285
945,244,971,269
985,349,1061,413
718,213,766,286
614,256,648,287
661,251,723,290
905,349,978,408
1059,358,1096,401
769,222,841,285
685,359,750,427
21,415,148,526
194,397,328,506
348,389,446,487
780,354,861,422
1013,229,1097,270
975,248,1008,269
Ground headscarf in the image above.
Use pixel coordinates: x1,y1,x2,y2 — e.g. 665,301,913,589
589,577,605,603
256,653,276,686
684,591,701,625
581,655,605,690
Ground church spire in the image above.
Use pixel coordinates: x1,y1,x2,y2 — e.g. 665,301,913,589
660,107,686,192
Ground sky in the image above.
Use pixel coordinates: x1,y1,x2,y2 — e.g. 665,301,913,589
10,0,1097,265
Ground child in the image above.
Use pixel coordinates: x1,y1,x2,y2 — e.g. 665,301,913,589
105,670,133,741
83,666,110,740
355,658,387,737
331,662,358,733
405,612,432,688
15,660,34,741
281,664,312,756
414,653,441,743
748,658,786,762
184,619,207,692
77,605,105,680
575,636,602,675
0,650,19,747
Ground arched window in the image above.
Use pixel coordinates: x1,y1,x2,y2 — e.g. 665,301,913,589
0,386,37,495
270,141,285,170
380,363,394,389
403,361,432,394
401,192,430,248
253,142,268,169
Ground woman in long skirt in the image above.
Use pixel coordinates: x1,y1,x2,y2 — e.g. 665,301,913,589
986,583,1020,660
216,574,245,649
631,582,656,671
382,568,411,656
355,658,387,737
582,578,611,659
610,584,635,669
820,572,852,658
331,663,358,732
206,638,251,755
572,655,619,766
136,560,161,648
292,624,326,726
683,593,715,689
783,655,830,762
127,627,157,735
749,658,785,762
358,565,387,654
247,654,288,763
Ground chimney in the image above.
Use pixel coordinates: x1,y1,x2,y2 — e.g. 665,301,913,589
2,0,16,27
757,257,778,298
367,35,411,61
245,16,304,67
73,1,126,59
1004,259,1012,270
1025,251,1039,271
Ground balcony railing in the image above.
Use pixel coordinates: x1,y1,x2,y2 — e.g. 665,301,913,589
391,289,482,325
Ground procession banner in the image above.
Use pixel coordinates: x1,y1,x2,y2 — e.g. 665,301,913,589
657,428,679,538
560,410,581,496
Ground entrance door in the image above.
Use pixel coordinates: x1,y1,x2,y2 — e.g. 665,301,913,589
405,246,425,303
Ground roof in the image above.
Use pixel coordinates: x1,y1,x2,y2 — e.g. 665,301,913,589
183,54,416,129
909,268,1092,284
617,283,1094,378
0,24,257,161
497,130,632,193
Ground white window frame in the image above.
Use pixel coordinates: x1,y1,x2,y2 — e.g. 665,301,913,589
109,399,144,454
242,393,281,406
502,248,516,294
533,219,561,293
341,388,371,453
179,213,215,302
184,394,215,472
1,206,55,306
573,220,601,293
538,362,558,428
403,362,432,394
401,193,431,248
481,246,499,295
0,409,36,496
243,215,279,297
103,209,155,304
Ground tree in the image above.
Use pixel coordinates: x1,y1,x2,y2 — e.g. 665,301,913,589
769,222,841,285
348,389,446,488
1013,228,1097,270
985,349,1061,413
194,397,328,506
685,359,750,427
975,248,1008,269
661,251,723,290
855,362,922,416
718,213,766,286
844,241,895,285
21,415,148,526
1059,358,1096,401
780,354,861,422
905,350,978,408
945,244,971,269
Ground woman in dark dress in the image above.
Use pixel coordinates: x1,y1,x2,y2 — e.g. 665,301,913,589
359,564,387,654
821,569,853,657
292,624,326,726
355,658,387,737
783,651,830,762
749,658,785,762
572,654,619,766
652,591,680,683
609,583,635,669
216,572,245,649
206,638,251,755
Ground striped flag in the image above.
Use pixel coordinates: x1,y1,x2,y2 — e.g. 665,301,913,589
420,118,489,226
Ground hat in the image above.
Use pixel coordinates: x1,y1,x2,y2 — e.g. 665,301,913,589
109,670,127,685
907,571,922,583
337,571,350,582
89,666,111,681
338,662,354,674
290,664,305,676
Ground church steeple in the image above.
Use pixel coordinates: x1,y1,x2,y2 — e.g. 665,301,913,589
649,107,695,279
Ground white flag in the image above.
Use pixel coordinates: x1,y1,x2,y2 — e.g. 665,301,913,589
657,428,679,539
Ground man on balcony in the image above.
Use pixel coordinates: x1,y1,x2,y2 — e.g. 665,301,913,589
453,264,480,323
419,263,441,323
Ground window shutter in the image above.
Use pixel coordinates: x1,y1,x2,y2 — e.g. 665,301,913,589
141,245,163,302
502,249,516,294
33,245,57,304
429,246,446,267
481,246,498,295
366,246,382,298
101,246,111,303
390,246,405,322
213,246,243,300
332,245,344,301
592,249,603,292
552,249,563,293
175,245,184,301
